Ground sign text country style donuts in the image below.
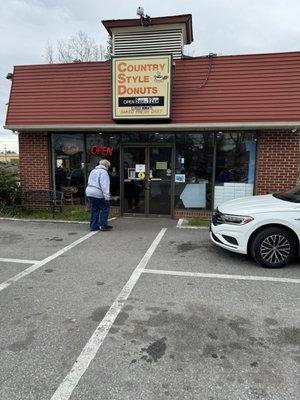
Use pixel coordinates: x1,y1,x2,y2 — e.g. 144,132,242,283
112,55,172,119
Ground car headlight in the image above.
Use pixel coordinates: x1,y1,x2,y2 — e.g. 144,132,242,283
222,214,254,225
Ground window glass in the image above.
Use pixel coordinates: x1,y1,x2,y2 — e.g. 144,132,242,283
214,132,257,208
122,132,148,143
273,187,300,203
148,133,175,143
122,132,174,143
86,133,121,206
175,133,214,210
53,133,85,204
123,147,146,214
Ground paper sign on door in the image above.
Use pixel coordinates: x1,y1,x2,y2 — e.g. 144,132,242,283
135,164,145,173
156,161,168,170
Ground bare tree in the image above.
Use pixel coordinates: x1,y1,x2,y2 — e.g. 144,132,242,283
44,41,55,63
105,36,112,60
43,31,108,63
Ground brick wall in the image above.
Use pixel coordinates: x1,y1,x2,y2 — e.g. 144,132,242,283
19,132,51,191
174,210,211,219
256,131,300,195
110,207,121,217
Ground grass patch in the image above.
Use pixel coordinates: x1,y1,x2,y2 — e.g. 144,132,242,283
0,205,90,221
187,217,210,227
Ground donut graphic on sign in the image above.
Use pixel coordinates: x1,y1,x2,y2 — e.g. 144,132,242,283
154,71,169,83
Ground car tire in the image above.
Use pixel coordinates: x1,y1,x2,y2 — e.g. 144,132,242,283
250,227,296,268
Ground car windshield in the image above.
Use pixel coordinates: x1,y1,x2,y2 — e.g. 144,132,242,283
273,186,300,203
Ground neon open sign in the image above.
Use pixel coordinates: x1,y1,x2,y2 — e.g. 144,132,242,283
89,146,113,156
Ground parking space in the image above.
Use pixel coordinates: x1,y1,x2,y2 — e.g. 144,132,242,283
150,227,300,279
0,261,38,283
71,275,299,400
0,221,90,260
0,218,299,400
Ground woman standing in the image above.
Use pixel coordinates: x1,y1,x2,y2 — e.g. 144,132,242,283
85,159,113,231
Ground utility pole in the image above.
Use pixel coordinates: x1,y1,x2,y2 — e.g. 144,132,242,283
4,144,7,163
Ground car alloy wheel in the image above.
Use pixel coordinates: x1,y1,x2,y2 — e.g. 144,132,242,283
250,227,296,268
260,234,291,264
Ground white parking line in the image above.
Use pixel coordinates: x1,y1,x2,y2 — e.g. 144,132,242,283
50,228,167,400
143,269,300,284
0,231,97,292
0,258,39,264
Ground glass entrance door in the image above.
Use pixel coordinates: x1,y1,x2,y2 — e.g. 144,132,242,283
123,147,146,214
122,145,173,216
149,146,172,214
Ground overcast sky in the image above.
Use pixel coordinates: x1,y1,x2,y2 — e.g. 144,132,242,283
1,0,299,152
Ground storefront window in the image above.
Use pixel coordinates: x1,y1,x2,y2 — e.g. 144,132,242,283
86,133,121,206
175,133,214,210
51,131,258,213
214,132,257,208
53,133,85,204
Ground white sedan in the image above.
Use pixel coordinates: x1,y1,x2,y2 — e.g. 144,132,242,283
210,186,300,268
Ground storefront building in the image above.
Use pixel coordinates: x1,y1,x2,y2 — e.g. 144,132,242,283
4,14,300,217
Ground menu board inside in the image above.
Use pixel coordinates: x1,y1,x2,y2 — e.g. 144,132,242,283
112,55,172,120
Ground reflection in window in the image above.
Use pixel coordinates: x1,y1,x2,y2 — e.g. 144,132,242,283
175,133,214,210
53,133,85,204
122,132,174,143
86,133,121,206
214,132,257,208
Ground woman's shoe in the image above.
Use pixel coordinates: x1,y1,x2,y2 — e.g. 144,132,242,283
100,226,112,231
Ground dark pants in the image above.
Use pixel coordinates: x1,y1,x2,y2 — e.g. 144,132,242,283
87,197,110,230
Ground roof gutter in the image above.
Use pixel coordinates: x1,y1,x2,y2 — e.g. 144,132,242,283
3,122,300,132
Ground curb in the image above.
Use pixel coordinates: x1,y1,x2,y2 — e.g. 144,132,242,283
176,218,209,230
0,217,116,225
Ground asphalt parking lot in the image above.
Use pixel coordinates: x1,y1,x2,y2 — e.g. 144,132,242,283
0,218,299,400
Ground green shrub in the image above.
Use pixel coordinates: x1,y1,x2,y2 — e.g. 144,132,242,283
0,168,21,205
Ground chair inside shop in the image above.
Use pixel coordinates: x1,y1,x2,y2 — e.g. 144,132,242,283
61,186,81,206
